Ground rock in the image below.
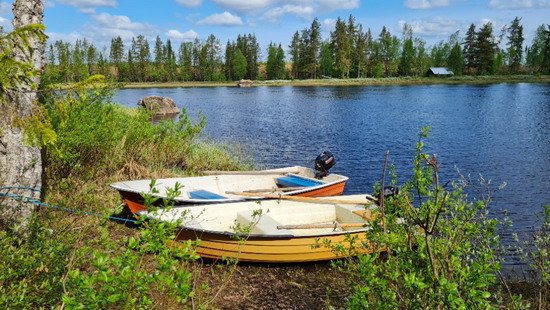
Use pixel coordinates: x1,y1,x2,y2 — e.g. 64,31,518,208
137,96,180,116
237,79,254,87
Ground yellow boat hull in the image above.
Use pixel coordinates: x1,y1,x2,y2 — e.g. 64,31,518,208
174,229,377,263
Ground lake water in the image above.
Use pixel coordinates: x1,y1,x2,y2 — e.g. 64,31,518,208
114,83,550,268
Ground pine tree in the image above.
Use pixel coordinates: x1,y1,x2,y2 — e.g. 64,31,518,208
378,26,400,77
275,44,286,79
463,23,477,74
331,17,350,78
414,38,429,76
306,18,321,79
153,35,165,81
109,36,124,80
224,40,235,80
86,42,98,76
72,39,88,81
542,26,550,74
178,41,193,81
233,48,247,80
203,34,221,81
346,15,357,78
266,42,278,80
165,39,177,81
355,24,369,78
506,17,524,73
525,25,547,73
319,41,334,78
447,43,464,75
289,31,301,79
475,22,496,74
398,23,414,76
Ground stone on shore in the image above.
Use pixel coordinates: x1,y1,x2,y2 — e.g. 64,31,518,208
137,96,180,116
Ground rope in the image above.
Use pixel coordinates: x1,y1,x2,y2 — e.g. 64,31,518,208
0,186,139,224
0,186,41,192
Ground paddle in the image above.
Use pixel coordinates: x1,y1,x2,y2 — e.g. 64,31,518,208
236,186,306,193
202,170,299,175
226,191,377,205
277,222,367,230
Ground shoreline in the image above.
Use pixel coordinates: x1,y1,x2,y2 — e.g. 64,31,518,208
121,75,550,89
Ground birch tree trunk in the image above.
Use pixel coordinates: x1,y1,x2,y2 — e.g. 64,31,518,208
0,0,44,228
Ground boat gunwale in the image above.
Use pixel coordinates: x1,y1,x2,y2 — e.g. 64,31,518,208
173,226,370,239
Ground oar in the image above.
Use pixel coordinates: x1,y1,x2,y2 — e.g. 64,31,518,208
352,209,379,221
277,222,367,230
226,191,377,205
237,187,306,193
202,170,299,175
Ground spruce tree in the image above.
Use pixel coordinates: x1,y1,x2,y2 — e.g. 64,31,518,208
506,17,524,73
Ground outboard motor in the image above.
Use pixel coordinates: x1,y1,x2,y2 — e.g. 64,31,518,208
378,186,399,202
314,151,336,179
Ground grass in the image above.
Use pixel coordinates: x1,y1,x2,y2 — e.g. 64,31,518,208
122,75,550,89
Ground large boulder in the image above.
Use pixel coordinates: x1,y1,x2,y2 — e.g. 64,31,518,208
137,96,180,116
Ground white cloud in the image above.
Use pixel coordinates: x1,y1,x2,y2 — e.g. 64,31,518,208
398,17,461,36
176,0,202,8
405,0,451,9
57,0,117,13
211,0,275,12
264,5,313,20
46,31,84,43
318,0,360,11
92,13,151,31
489,0,550,9
323,18,336,30
0,2,10,15
0,16,10,29
166,29,199,41
197,11,243,26
83,13,155,44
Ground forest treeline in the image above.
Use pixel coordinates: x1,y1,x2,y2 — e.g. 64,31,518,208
40,15,550,84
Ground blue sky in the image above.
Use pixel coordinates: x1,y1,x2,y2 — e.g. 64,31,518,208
1,0,549,55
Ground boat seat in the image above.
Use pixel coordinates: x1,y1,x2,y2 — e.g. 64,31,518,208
236,212,290,235
189,190,226,200
276,174,323,188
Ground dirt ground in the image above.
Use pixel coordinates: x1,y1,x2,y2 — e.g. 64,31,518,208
191,260,353,309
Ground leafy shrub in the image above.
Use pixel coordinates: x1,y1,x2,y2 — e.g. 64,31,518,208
346,127,503,309
30,79,206,180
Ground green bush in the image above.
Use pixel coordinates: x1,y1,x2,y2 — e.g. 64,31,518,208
32,80,206,180
345,127,504,309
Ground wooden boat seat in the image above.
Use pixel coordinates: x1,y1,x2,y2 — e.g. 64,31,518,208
189,190,226,200
276,174,324,188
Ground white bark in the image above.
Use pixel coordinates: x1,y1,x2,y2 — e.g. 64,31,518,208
0,0,44,227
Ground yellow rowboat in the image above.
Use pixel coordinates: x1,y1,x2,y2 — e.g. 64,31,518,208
137,195,383,263
111,166,348,214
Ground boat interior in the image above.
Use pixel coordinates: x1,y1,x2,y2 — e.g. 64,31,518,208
140,195,374,237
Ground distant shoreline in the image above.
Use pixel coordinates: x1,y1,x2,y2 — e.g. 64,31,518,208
121,75,550,89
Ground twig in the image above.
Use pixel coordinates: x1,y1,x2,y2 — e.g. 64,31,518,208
380,150,390,232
